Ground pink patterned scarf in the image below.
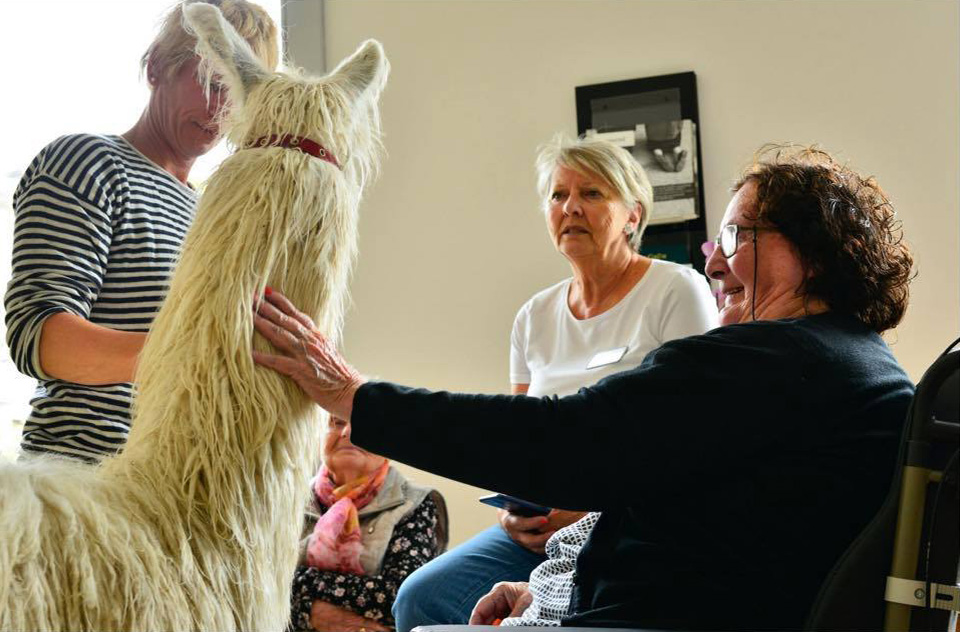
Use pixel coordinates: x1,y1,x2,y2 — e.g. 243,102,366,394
306,460,390,574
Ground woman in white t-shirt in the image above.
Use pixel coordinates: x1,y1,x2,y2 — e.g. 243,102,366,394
392,135,718,631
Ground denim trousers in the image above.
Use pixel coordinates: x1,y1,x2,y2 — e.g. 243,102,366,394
392,524,546,632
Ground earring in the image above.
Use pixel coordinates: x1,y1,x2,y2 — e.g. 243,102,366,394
624,225,633,235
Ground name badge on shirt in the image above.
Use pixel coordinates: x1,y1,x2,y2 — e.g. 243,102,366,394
586,346,628,370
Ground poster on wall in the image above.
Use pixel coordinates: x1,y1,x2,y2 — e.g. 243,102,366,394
575,72,708,273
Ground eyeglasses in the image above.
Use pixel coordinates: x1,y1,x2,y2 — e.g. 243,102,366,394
701,224,774,258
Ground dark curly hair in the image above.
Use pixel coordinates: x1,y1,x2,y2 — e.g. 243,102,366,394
734,145,914,333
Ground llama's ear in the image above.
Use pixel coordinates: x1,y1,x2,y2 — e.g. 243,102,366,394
181,2,270,103
329,40,390,103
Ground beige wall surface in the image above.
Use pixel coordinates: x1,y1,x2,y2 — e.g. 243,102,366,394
308,0,960,545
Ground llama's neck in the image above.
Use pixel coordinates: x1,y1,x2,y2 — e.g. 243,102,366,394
100,149,358,540
107,281,321,533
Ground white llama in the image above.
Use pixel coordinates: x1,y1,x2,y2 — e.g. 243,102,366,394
0,4,387,630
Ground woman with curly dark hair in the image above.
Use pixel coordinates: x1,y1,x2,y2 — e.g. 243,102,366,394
720,145,913,332
252,145,916,630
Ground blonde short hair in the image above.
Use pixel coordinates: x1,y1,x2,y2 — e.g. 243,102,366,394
536,135,655,251
142,0,278,80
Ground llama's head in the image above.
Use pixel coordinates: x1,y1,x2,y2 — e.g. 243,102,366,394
170,3,389,343
183,2,389,189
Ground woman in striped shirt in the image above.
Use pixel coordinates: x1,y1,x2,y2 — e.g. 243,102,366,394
4,0,277,462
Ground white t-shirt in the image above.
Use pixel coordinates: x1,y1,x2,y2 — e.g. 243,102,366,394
510,259,718,397
504,259,717,627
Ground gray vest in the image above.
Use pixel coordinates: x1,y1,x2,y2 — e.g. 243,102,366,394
299,467,448,575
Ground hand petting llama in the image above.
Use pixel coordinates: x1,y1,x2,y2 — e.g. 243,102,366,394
0,4,387,631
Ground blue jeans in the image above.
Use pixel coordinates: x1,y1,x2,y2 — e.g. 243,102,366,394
392,524,546,632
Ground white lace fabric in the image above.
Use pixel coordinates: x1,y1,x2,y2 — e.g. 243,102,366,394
501,512,602,627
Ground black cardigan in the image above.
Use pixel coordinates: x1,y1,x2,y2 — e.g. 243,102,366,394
351,313,913,629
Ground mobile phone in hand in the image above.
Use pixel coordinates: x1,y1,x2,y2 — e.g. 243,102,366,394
478,493,551,517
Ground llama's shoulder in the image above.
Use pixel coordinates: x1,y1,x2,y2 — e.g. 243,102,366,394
0,454,102,497
0,456,163,558
0,457,100,542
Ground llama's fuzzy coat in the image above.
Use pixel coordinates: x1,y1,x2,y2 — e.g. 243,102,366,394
0,5,387,630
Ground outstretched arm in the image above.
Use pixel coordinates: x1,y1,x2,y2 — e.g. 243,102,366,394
251,289,790,511
252,289,630,508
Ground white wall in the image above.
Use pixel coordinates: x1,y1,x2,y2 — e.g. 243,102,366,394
300,0,960,545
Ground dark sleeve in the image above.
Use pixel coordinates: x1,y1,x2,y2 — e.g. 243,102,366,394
351,331,808,511
289,495,443,629
4,136,114,379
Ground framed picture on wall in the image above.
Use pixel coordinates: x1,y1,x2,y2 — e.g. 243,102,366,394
575,72,708,274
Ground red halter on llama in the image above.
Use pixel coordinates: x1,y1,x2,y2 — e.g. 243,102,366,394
0,4,388,630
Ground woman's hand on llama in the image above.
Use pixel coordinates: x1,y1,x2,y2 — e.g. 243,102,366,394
309,600,390,632
252,288,366,420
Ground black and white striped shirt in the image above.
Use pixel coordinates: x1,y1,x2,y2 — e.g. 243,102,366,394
5,133,195,462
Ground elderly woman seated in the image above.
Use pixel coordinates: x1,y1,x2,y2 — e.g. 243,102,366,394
257,145,915,630
289,416,448,632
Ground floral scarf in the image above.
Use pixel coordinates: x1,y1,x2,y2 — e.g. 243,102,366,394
306,460,390,574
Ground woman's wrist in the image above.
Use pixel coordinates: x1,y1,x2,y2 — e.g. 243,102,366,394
335,377,366,421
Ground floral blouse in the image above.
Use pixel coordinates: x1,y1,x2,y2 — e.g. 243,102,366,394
289,495,442,630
